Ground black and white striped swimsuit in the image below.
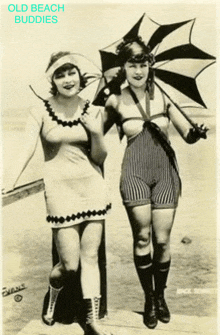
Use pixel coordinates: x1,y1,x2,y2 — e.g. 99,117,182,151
119,116,181,209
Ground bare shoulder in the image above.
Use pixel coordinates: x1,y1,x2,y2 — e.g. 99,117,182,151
28,98,45,125
105,93,121,110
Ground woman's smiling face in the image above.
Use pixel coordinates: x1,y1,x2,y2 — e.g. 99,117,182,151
124,60,149,89
53,66,81,97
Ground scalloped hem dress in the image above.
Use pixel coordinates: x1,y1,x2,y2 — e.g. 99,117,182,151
30,98,111,229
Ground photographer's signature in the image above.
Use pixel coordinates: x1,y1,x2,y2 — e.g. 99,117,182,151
2,283,27,302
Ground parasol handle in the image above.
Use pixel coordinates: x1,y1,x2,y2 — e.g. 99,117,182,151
154,82,208,139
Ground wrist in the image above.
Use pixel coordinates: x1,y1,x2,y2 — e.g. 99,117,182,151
186,129,200,144
90,131,103,138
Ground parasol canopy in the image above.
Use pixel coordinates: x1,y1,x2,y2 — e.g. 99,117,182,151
93,14,216,138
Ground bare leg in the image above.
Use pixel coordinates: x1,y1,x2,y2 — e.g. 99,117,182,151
152,208,176,263
80,220,113,335
42,225,81,326
126,204,152,256
80,221,104,298
50,226,80,287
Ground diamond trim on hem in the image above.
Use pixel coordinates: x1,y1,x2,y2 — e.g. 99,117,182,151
47,203,112,224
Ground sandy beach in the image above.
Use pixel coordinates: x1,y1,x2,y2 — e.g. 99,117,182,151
1,112,217,335
1,2,218,334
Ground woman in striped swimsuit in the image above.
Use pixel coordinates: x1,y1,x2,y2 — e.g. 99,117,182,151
103,37,205,329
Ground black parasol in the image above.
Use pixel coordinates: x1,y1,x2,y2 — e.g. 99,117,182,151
93,14,216,138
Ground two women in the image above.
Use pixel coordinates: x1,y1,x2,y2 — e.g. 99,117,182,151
3,51,111,335
103,36,205,329
3,39,206,332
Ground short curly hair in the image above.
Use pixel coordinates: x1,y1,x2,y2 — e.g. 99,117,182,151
107,36,155,98
116,36,155,66
46,51,87,96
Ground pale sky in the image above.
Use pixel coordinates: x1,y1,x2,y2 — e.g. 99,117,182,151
0,1,218,113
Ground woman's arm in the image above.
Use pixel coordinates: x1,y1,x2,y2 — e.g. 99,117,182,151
81,108,107,166
2,112,42,193
103,94,120,135
168,104,206,144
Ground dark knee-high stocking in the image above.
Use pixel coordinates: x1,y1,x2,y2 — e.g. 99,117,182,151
154,259,171,323
134,253,153,295
134,253,157,329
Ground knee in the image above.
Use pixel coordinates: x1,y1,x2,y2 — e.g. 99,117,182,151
81,248,99,266
135,232,151,250
64,264,79,274
154,235,170,252
50,262,78,287
60,260,79,273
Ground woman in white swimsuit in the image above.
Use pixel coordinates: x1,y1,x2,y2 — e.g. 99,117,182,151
3,51,112,335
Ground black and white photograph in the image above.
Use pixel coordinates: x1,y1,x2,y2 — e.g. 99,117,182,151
1,1,218,334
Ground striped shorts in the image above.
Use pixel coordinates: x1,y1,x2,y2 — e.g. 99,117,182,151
120,125,181,209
